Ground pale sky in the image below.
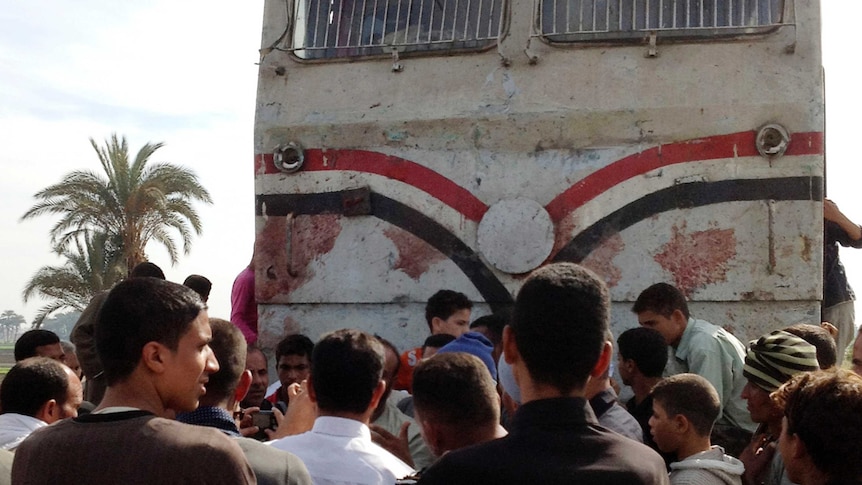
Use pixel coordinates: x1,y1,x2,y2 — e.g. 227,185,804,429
1,2,861,327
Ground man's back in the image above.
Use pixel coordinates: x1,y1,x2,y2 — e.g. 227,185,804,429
12,412,255,485
270,416,413,485
236,437,311,485
419,397,669,485
670,318,753,433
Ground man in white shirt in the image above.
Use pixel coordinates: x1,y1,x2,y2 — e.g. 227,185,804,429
0,356,82,450
269,329,415,484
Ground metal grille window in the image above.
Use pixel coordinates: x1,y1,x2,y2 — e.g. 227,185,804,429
539,0,786,42
290,0,503,59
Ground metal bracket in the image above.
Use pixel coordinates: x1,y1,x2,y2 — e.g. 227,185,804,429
646,32,658,58
390,48,404,72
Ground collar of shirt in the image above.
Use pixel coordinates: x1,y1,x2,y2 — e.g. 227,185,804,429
176,406,241,437
311,416,372,440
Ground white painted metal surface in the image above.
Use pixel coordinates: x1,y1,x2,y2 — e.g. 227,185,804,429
253,0,824,354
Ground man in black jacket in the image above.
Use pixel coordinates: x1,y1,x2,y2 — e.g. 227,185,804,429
419,263,669,485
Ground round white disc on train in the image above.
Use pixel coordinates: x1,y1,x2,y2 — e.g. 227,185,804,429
477,198,555,274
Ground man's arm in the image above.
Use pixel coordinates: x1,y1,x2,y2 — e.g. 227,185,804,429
825,199,862,246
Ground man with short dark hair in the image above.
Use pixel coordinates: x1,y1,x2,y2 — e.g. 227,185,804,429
395,290,473,392
774,369,862,485
649,374,744,485
0,357,82,450
183,274,212,303
617,326,668,450
13,330,64,363
178,319,312,485
12,278,255,484
584,335,644,443
412,353,506,458
267,334,314,409
634,282,755,456
270,329,414,484
420,263,668,484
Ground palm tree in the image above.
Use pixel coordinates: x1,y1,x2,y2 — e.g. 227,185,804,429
21,134,213,273
22,231,126,327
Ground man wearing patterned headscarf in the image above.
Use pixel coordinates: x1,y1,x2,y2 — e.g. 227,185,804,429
737,330,820,485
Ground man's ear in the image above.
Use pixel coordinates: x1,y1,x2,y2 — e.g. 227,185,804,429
36,399,58,424
589,341,612,378
786,430,807,461
141,341,168,374
430,317,443,334
419,418,444,456
306,375,318,404
367,380,387,412
671,309,687,326
235,370,253,403
672,413,689,434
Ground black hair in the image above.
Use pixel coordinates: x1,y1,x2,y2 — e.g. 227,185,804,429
0,357,70,416
311,329,384,414
96,278,205,385
632,283,690,319
413,353,498,428
651,373,720,437
469,314,507,345
425,290,473,332
14,330,61,361
183,274,212,302
511,263,609,393
204,319,247,402
275,334,314,361
129,261,166,279
617,327,668,378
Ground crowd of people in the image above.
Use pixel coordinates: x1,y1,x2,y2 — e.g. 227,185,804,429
0,251,860,484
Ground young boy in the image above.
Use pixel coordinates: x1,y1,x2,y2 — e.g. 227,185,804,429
394,289,472,392
649,374,744,485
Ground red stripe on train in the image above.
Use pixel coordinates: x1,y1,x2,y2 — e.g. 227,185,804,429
255,131,824,223
545,131,823,221
256,149,489,222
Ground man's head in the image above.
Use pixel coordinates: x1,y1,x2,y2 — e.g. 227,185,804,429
774,369,862,483
469,314,506,363
632,283,690,347
371,336,401,421
59,341,81,379
649,373,720,454
95,278,218,413
506,262,609,394
14,330,64,363
199,318,247,407
783,323,837,369
616,327,668,386
0,357,82,424
129,261,166,279
242,346,269,407
275,334,313,389
741,330,819,425
412,353,500,456
852,329,862,377
421,334,456,360
183,274,212,303
309,329,385,418
425,290,473,337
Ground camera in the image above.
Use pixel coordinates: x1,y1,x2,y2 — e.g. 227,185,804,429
251,410,277,430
